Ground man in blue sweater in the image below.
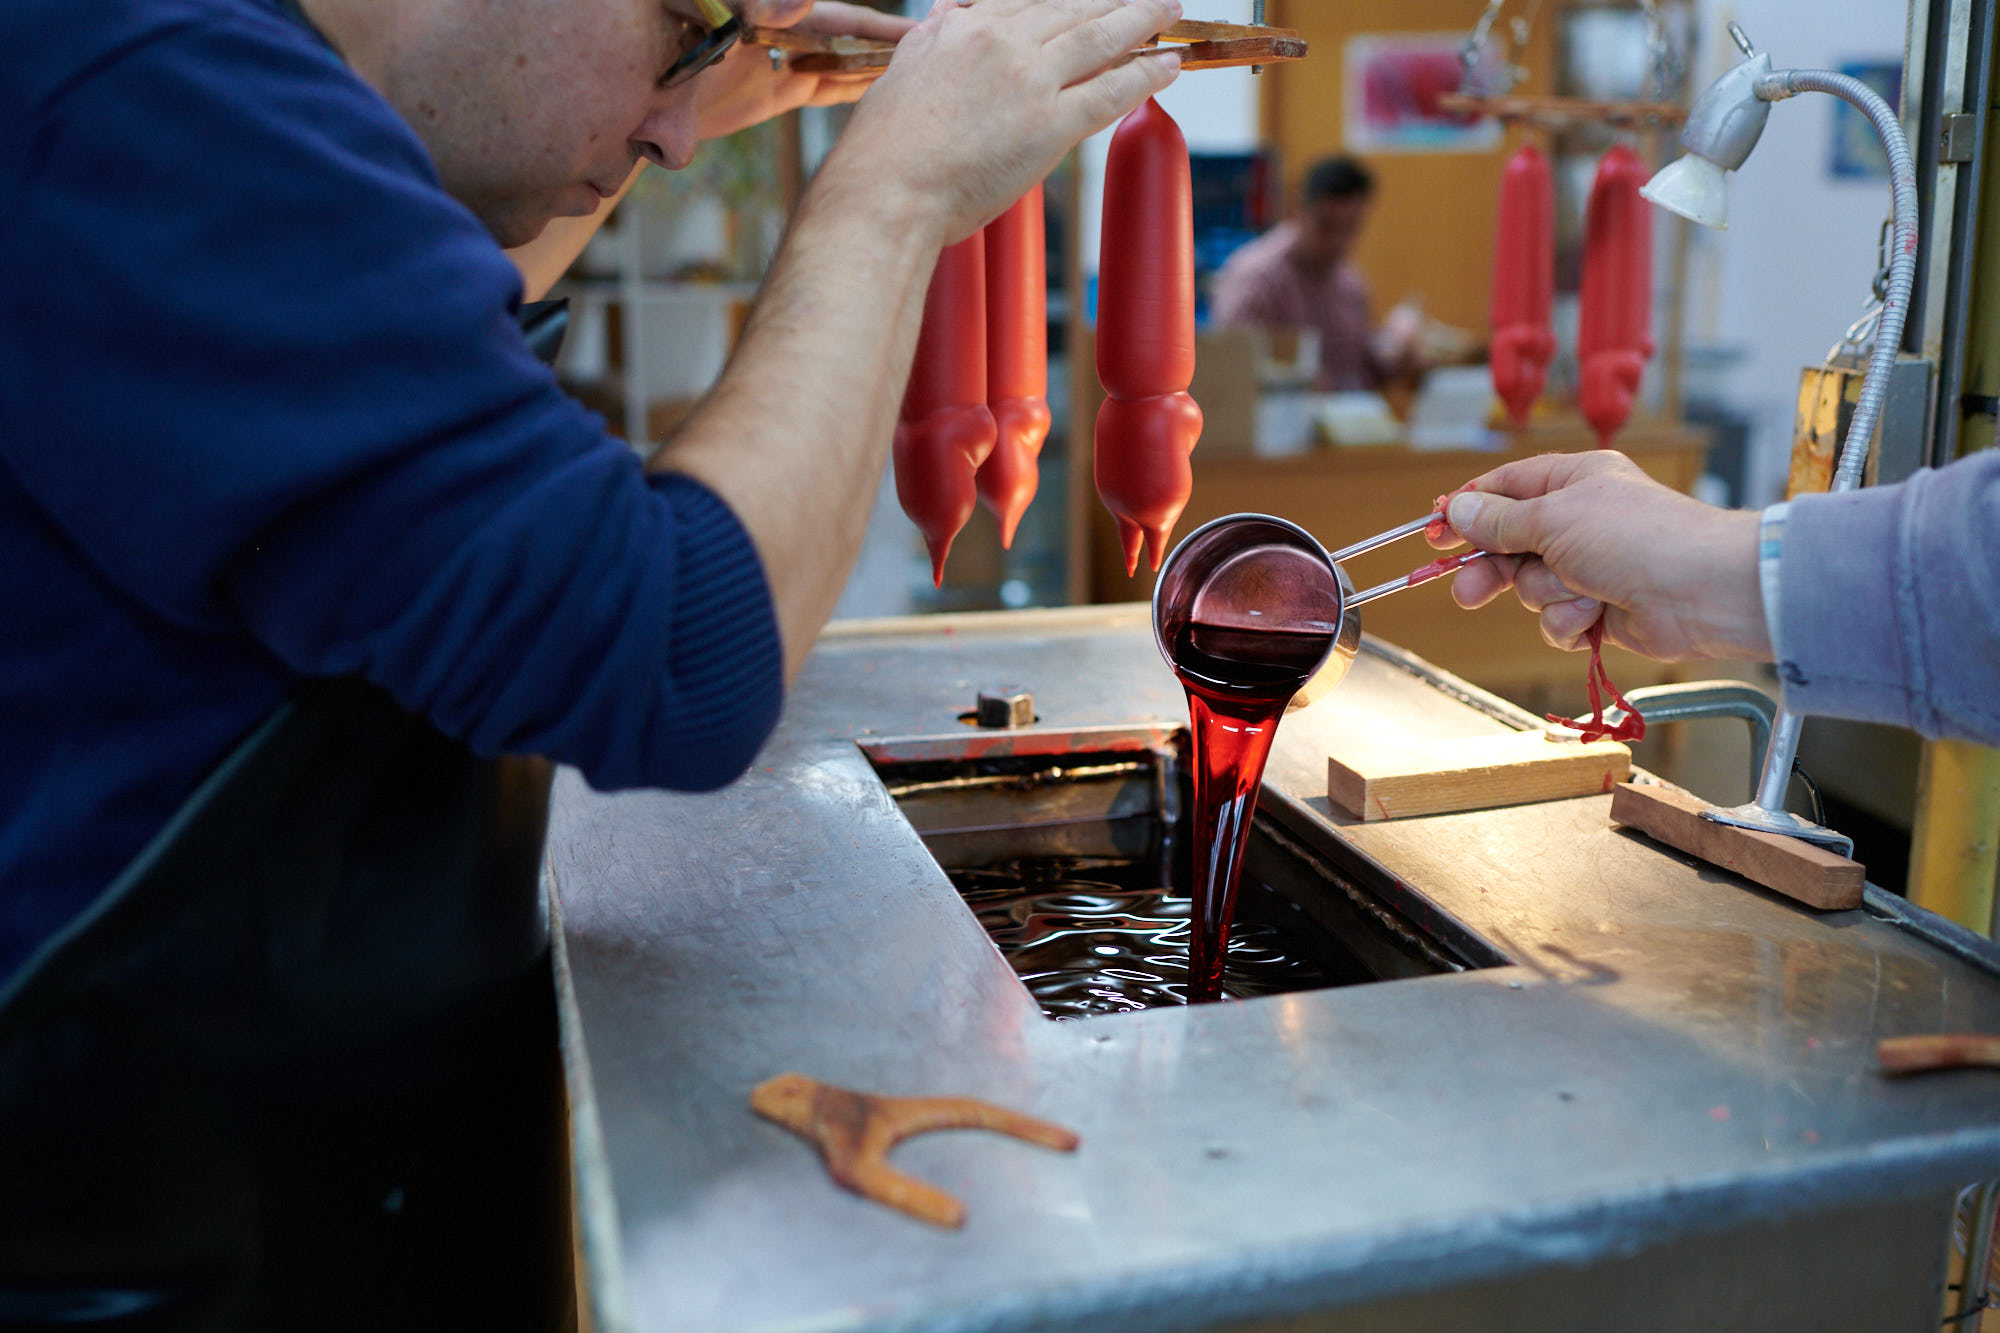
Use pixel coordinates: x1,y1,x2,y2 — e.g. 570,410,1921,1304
0,0,1186,1325
0,0,1183,983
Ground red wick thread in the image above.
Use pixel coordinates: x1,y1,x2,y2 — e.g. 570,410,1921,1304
1545,619,1646,743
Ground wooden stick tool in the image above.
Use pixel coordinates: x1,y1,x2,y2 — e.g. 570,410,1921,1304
746,18,1307,77
750,1072,1080,1229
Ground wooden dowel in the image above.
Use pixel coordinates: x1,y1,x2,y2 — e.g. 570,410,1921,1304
1437,93,1689,128
745,20,1309,78
1878,1033,2000,1076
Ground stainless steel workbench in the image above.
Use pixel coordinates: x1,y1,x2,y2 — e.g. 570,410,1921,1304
546,605,2000,1332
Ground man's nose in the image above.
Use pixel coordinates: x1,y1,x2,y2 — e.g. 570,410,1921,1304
632,96,699,173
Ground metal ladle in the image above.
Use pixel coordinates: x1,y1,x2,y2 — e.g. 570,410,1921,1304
1154,511,1490,710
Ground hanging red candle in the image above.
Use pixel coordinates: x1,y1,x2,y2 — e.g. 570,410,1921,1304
1489,142,1556,429
896,233,998,585
1095,97,1203,576
1577,145,1655,448
978,185,1052,550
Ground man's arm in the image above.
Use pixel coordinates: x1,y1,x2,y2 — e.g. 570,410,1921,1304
1774,447,2000,744
1431,448,2000,747
654,0,1184,682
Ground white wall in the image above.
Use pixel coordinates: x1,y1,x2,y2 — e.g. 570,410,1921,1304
1682,0,1912,504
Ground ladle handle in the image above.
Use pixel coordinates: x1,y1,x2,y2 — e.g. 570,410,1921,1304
1345,551,1491,610
1326,512,1438,565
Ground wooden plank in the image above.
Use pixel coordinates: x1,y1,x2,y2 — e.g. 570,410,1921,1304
1609,783,1866,912
1327,729,1630,822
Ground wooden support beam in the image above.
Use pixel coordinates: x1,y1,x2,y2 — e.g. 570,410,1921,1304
1327,729,1630,823
1436,92,1688,129
1609,783,1866,912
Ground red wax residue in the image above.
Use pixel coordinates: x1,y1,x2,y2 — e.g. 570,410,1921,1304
1545,619,1645,743
1426,482,1477,543
1425,492,1452,543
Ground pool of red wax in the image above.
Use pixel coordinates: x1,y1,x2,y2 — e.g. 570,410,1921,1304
1169,619,1334,1002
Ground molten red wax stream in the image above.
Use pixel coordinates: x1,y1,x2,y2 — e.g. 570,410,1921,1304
1096,98,1203,575
1171,622,1334,1003
979,185,1051,549
896,233,998,585
1577,146,1655,448
1490,143,1557,428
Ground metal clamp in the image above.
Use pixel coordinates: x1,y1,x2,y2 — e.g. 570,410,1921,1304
1601,681,1777,791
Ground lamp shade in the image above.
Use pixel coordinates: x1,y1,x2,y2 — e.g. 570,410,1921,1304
1640,153,1731,230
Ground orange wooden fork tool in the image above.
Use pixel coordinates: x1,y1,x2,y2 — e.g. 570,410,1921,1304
749,1072,1080,1229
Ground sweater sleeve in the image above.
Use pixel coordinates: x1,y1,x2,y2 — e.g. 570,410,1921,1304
0,12,783,792
1775,448,2000,744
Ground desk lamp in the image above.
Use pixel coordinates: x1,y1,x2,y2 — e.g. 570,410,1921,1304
1639,23,1919,855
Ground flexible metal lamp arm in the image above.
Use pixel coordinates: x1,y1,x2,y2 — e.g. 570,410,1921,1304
1704,65,1919,850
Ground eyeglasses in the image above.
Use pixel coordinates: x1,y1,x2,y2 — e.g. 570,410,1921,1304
660,3,740,90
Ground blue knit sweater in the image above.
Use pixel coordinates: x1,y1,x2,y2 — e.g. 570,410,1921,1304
0,0,785,981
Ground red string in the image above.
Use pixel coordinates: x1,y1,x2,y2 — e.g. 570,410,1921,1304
1545,619,1645,743
1433,481,1635,742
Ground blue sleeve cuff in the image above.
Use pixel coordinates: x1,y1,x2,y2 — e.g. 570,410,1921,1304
1775,482,1919,732
611,472,785,793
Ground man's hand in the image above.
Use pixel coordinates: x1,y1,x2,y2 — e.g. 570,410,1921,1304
833,0,1185,247
656,0,1181,682
695,3,916,142
1428,450,1771,663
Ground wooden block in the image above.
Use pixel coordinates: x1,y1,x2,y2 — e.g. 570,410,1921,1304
1327,729,1630,823
1609,783,1865,912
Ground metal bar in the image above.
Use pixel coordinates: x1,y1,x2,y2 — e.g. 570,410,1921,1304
1930,0,1996,466
1345,553,1489,611
1608,681,1778,793
1958,1180,2000,1325
1909,4,2000,931
1326,512,1435,565
1912,0,1975,366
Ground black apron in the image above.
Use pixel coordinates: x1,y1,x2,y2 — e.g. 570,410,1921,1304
0,258,579,1321
0,680,570,1330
